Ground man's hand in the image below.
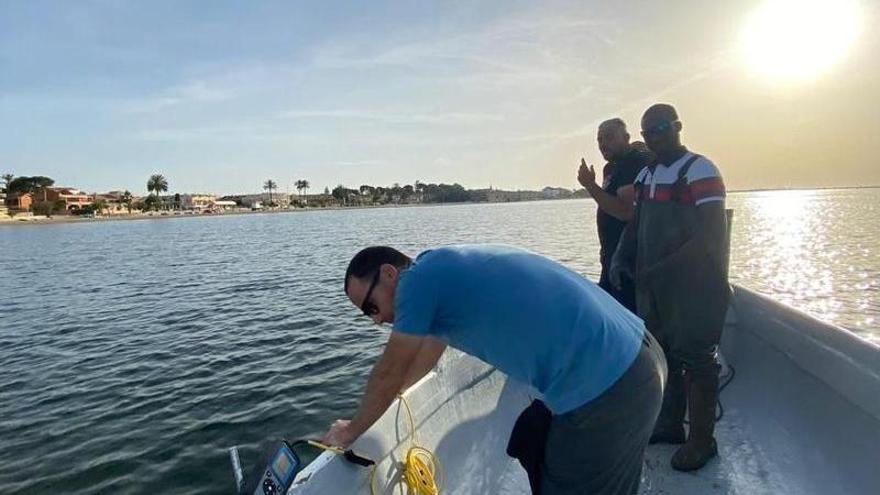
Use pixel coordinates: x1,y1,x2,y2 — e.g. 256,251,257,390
609,254,634,291
319,331,424,451
578,158,597,190
322,419,357,449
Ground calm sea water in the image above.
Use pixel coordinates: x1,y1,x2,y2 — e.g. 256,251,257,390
1,188,878,494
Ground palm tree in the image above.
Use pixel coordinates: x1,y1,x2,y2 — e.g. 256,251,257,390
146,174,168,211
147,174,168,208
1,173,13,191
263,179,278,206
294,179,311,205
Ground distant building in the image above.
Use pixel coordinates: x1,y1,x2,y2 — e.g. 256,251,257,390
264,192,290,207
213,200,237,210
231,193,290,208
240,194,263,208
542,187,573,199
472,188,543,203
34,187,93,212
0,189,6,216
180,194,216,210
6,192,33,211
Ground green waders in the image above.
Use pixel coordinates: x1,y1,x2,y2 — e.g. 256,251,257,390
634,156,730,471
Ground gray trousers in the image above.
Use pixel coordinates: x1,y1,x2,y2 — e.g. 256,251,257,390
541,332,666,495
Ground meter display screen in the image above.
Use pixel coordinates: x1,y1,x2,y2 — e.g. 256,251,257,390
273,453,291,477
272,447,298,484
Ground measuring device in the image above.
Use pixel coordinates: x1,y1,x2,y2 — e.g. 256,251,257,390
229,439,374,494
230,439,300,495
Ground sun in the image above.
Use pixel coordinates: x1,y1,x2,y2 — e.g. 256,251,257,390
740,0,861,81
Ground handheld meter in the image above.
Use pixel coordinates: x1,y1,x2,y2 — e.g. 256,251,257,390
234,439,300,495
229,438,374,494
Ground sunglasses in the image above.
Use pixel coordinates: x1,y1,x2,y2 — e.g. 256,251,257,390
360,270,382,316
641,120,679,138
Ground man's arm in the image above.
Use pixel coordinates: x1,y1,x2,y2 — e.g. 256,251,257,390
609,207,639,289
322,331,425,448
645,202,727,279
578,161,635,221
402,337,447,390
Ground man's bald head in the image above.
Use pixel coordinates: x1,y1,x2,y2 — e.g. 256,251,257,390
641,103,683,158
642,104,678,124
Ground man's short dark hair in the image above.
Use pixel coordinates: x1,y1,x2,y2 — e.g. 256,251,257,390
344,246,412,292
599,118,627,132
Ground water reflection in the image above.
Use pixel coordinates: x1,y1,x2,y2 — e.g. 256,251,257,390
727,189,879,343
0,189,877,494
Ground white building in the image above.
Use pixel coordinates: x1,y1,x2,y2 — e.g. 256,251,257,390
180,194,216,210
542,187,572,199
239,193,289,208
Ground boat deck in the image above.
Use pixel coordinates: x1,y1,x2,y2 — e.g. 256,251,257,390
289,287,880,495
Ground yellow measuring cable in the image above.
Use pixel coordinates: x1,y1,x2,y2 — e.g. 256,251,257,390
370,394,443,495
311,396,443,494
307,440,345,454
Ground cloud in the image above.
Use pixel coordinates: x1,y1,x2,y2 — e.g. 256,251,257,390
307,12,613,93
278,109,503,125
334,159,385,167
123,79,236,113
130,123,287,142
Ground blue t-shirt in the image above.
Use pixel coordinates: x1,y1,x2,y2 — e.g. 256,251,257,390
393,245,645,415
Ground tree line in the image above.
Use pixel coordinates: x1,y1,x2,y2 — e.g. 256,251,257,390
3,171,570,214
331,182,479,205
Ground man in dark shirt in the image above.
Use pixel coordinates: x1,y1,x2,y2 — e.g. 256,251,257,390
578,118,654,311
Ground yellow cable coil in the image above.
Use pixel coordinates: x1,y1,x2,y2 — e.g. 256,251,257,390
371,394,443,495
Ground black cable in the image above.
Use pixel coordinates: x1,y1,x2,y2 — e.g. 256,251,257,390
716,364,736,422
683,364,736,424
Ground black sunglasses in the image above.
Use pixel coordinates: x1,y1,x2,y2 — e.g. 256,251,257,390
360,270,382,316
641,120,678,138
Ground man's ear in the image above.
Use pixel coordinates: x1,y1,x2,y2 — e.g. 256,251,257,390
380,263,399,282
674,121,683,132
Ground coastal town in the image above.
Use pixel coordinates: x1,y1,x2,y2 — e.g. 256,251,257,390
0,173,583,224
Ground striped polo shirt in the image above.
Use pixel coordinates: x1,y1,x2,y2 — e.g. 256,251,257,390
634,152,726,206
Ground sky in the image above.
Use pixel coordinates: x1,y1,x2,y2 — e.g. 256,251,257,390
1,0,878,195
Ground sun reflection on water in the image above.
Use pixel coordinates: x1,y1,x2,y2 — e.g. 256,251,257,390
728,189,879,343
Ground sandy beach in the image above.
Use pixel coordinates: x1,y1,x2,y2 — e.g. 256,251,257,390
0,201,488,227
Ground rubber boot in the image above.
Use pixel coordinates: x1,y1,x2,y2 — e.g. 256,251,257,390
649,368,686,445
671,373,719,471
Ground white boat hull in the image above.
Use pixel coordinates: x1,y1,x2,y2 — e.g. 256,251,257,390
289,286,880,494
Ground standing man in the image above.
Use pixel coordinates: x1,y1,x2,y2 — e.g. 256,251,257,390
578,118,654,312
324,244,666,494
611,103,730,472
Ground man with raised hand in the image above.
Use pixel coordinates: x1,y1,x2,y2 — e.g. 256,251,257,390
324,244,666,494
612,103,730,472
578,118,654,312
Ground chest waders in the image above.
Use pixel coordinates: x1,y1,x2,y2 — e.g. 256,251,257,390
634,154,731,471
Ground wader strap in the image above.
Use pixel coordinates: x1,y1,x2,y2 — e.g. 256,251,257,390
671,154,703,202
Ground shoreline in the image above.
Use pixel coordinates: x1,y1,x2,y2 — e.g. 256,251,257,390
2,185,878,227
0,201,486,227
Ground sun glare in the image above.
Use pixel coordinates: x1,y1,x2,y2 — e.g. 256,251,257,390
741,0,861,81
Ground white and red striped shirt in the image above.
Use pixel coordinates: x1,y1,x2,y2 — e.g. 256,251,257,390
634,152,726,206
